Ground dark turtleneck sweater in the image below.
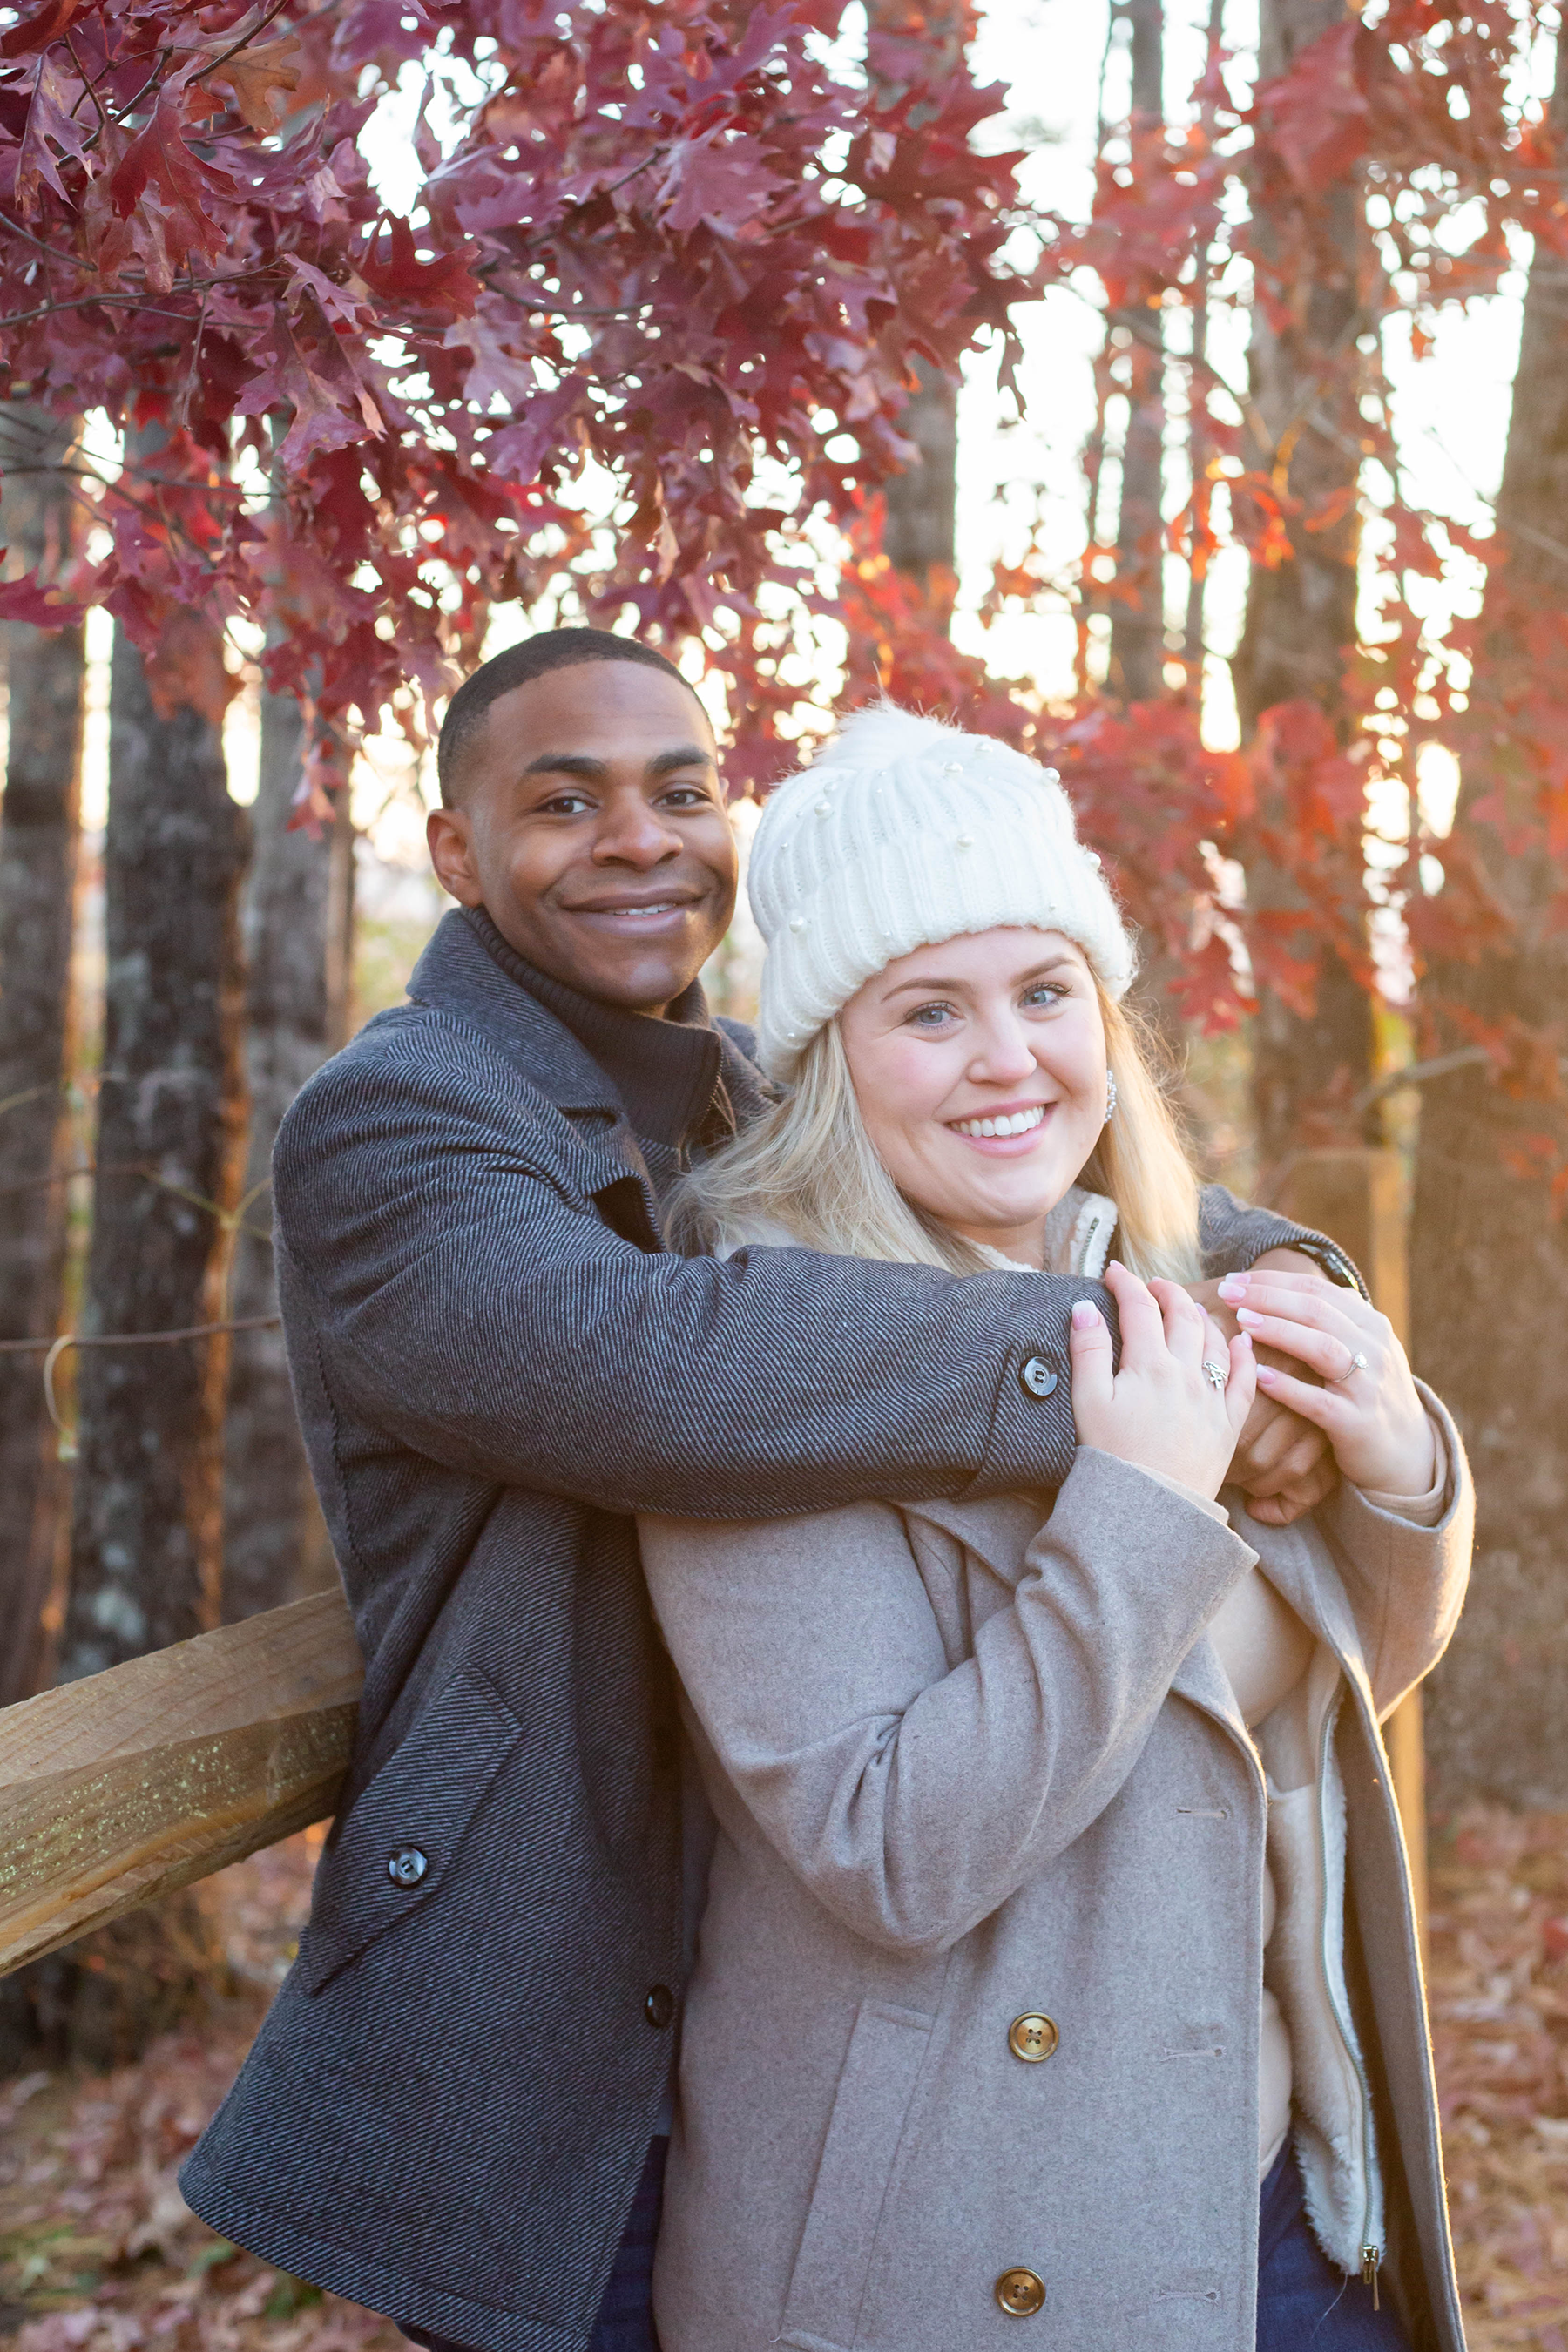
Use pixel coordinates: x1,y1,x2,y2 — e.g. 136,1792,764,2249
464,906,742,1198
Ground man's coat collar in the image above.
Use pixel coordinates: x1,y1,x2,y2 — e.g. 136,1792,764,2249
407,908,632,1119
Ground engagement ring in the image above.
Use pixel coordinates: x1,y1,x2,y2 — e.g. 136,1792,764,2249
1201,1360,1228,1392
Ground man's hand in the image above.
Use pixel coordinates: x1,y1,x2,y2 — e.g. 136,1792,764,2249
1184,1248,1341,1526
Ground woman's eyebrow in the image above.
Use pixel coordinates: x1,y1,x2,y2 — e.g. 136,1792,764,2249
881,955,1078,1001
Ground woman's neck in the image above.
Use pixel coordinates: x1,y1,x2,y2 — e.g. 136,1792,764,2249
943,1184,1113,1278
943,1216,1050,1271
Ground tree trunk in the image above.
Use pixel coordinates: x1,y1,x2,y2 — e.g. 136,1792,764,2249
3,567,249,2075
1107,0,1166,706
1235,0,1375,1182
867,0,965,601
1105,0,1209,1132
0,408,84,1706
880,358,958,589
1409,9,1568,1810
221,685,353,1620
59,619,249,1680
1183,0,1226,671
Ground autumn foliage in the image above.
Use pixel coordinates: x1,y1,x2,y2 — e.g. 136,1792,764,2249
841,2,1568,1191
0,0,1560,1169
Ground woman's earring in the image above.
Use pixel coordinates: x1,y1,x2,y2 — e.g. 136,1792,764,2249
1105,1071,1118,1125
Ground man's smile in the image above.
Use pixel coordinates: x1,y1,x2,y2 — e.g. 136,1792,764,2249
564,890,707,932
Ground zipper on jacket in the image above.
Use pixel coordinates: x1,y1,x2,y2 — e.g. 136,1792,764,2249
1315,1691,1382,2293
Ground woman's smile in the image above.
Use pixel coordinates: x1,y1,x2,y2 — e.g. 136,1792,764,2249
946,1098,1052,1151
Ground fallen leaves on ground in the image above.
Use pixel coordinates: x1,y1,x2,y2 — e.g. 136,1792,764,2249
3,1809,1567,2349
1429,1807,1568,2349
0,1831,399,2352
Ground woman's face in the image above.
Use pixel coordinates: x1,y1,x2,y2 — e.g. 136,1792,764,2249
838,927,1109,1267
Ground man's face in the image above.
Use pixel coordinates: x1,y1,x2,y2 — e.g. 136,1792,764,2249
427,662,739,1015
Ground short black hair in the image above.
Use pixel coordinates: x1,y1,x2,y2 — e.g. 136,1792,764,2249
436,626,704,805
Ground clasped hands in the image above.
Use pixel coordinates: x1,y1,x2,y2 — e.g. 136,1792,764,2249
1213,1259,1436,1509
1069,1247,1436,1520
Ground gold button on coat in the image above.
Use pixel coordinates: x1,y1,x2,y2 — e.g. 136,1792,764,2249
1008,2012,1058,2063
996,2268,1046,2317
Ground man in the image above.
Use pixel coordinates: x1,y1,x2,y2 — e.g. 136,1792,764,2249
182,629,1357,2352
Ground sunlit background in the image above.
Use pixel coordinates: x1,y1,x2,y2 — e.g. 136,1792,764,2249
60,0,1543,1042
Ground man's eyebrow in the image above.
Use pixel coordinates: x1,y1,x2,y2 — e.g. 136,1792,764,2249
517,744,715,783
880,954,1078,1000
646,744,716,777
520,751,607,781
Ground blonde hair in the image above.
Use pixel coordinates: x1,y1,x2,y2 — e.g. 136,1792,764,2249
669,983,1203,1282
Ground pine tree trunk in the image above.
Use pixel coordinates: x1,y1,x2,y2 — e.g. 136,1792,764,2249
59,621,249,1681
0,409,84,1707
4,599,248,2074
1409,10,1568,1810
1234,0,1375,1179
221,686,353,1620
1107,0,1166,706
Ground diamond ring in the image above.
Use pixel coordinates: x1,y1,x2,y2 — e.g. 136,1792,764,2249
1201,1359,1228,1393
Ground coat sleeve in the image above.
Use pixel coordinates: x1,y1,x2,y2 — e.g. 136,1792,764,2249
1199,1183,1367,1296
639,1451,1258,1952
274,1027,1092,1509
1312,1382,1474,1717
274,1022,1347,1520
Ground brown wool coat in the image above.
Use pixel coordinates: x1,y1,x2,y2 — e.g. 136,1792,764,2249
639,1391,1473,2352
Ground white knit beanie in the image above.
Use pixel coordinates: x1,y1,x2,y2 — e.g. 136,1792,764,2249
749,703,1136,1078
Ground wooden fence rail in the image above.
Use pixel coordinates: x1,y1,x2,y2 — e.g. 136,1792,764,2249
0,1590,361,1976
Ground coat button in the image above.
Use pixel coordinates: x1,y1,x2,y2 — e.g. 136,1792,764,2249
645,1984,676,2029
1008,2012,1058,2064
1019,1356,1058,1399
387,1846,428,1888
996,2268,1046,2317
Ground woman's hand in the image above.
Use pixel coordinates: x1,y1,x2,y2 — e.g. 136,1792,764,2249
1186,1249,1340,1526
1216,1267,1437,1500
1070,1261,1257,1502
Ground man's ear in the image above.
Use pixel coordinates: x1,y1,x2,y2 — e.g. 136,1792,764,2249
427,805,484,905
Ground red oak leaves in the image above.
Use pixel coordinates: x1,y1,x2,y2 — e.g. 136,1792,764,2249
108,91,233,282
0,0,1028,808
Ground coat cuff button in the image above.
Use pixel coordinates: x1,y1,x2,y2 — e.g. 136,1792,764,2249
645,1984,676,2029
1019,1356,1058,1399
387,1846,429,1887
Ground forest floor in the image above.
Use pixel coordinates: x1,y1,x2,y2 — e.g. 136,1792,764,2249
2,1807,1566,2351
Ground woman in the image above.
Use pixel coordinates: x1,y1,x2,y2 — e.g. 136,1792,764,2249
640,706,1472,2352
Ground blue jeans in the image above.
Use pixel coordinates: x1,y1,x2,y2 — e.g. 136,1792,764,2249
587,2134,666,2352
1258,2141,1409,2351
